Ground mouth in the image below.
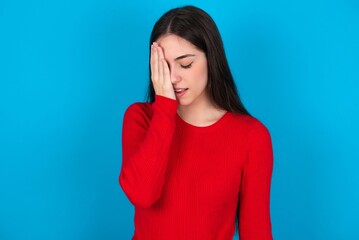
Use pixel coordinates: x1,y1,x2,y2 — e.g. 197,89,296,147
174,88,188,97
174,88,188,93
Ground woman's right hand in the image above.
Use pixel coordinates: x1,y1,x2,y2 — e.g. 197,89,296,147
150,42,176,100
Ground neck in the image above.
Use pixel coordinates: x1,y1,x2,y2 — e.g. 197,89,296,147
176,95,226,126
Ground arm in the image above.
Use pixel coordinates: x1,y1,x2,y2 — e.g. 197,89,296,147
119,94,178,208
238,120,274,239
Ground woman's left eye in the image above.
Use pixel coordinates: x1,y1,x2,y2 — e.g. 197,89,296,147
181,62,193,69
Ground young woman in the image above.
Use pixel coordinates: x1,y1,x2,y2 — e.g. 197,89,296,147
119,5,274,240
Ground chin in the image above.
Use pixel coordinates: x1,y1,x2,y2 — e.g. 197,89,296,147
177,98,191,105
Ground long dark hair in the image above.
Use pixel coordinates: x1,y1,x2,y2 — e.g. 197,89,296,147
145,5,251,118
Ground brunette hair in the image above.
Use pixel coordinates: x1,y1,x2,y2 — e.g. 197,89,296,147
145,5,251,117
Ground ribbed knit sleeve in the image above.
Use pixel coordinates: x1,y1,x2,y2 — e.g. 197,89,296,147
239,120,274,240
119,94,178,208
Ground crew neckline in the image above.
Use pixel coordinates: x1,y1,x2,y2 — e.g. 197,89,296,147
175,111,230,130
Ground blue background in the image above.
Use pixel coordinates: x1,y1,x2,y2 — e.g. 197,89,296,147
1,0,358,239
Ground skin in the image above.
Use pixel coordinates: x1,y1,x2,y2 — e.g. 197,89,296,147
150,34,227,127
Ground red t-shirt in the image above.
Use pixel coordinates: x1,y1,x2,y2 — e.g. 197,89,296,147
119,94,274,240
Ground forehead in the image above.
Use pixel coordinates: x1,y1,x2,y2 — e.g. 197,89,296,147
156,34,200,59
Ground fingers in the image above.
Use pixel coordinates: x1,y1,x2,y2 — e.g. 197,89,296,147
156,45,170,83
150,43,158,83
151,42,170,83
162,58,170,82
158,47,165,84
150,42,174,99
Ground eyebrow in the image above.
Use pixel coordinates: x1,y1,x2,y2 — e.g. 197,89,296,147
174,54,196,61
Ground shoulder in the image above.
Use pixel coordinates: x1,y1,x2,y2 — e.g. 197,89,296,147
229,114,273,167
245,116,272,150
123,101,154,124
229,113,271,141
125,101,152,115
124,95,177,116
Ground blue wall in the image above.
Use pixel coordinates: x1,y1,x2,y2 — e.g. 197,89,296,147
1,0,358,239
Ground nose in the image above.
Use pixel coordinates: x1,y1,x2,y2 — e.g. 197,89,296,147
170,69,181,84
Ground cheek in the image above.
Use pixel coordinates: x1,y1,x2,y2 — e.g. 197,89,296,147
181,61,208,89
194,62,208,87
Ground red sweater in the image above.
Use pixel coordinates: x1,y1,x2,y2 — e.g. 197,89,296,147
119,94,274,240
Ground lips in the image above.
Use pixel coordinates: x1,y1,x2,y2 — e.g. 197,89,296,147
174,88,188,93
174,88,188,97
